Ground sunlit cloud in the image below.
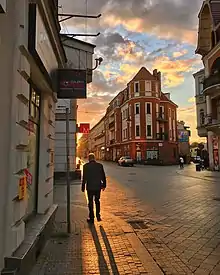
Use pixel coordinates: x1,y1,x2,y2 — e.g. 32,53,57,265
153,56,200,87
188,97,195,103
173,49,188,58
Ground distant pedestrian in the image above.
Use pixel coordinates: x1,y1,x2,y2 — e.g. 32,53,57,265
81,153,106,224
179,156,184,169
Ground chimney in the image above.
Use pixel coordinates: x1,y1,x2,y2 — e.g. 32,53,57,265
153,69,157,77
164,93,170,100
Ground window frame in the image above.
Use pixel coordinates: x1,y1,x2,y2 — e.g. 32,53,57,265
135,125,140,137
147,125,152,137
135,103,140,115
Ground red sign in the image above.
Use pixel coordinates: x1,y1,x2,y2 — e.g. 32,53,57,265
79,123,90,134
24,169,33,185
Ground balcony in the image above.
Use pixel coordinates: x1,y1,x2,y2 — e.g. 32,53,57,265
203,73,220,96
205,115,220,134
156,133,168,141
156,112,168,122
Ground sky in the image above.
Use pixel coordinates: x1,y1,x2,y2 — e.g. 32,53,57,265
59,0,204,142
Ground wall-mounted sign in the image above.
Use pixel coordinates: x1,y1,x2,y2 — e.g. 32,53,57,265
0,0,6,13
19,176,27,200
79,123,90,134
57,69,87,99
178,131,189,142
24,169,33,186
55,99,71,114
36,6,58,74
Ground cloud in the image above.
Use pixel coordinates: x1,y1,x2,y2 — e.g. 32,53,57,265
152,56,201,87
173,49,188,58
188,97,195,103
60,0,201,44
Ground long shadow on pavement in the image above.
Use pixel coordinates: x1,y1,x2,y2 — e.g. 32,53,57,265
89,224,110,274
100,225,120,275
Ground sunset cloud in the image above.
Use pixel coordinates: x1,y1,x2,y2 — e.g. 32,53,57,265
173,49,188,58
60,0,203,141
153,56,200,87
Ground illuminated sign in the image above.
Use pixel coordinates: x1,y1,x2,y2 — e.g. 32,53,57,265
57,69,87,99
79,123,90,134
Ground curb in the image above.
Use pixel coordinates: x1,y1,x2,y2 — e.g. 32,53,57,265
114,216,163,275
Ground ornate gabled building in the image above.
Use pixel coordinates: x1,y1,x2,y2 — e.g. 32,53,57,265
195,0,220,170
88,67,179,165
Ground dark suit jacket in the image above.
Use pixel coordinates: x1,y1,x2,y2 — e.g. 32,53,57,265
82,161,106,191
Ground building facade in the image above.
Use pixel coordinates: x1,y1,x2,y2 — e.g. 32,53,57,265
177,121,191,164
193,69,208,138
195,0,220,170
88,67,178,165
0,0,66,273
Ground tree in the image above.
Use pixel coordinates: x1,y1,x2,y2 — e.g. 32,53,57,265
190,142,199,148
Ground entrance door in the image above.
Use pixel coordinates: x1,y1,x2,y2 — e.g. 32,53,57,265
136,151,141,162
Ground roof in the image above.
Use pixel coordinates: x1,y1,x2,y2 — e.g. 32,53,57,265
128,67,156,84
160,93,178,107
60,34,96,48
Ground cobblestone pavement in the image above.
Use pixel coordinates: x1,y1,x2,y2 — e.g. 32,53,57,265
101,163,220,275
31,163,220,274
30,181,162,275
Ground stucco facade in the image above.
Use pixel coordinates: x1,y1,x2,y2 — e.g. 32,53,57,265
195,0,220,170
0,0,66,273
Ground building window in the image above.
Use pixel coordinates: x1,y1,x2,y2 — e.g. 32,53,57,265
168,108,171,117
135,103,140,114
147,125,152,137
200,109,205,125
135,82,139,93
135,125,140,137
146,103,151,114
145,81,151,91
199,81,203,95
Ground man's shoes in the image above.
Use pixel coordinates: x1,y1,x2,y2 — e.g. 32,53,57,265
97,216,102,222
87,218,94,224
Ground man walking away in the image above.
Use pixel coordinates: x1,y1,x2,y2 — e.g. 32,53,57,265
179,156,184,169
82,153,106,224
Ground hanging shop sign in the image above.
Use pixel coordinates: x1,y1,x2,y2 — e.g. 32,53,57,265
57,69,87,99
0,0,6,13
79,123,90,134
19,176,27,200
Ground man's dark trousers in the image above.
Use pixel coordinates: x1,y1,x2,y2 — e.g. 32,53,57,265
87,190,101,220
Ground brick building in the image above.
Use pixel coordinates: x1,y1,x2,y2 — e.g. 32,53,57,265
87,67,178,165
195,0,220,170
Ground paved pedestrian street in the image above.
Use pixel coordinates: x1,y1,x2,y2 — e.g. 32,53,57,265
31,163,220,275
